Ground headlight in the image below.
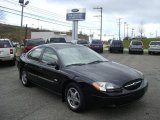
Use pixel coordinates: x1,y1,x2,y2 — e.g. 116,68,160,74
92,82,121,92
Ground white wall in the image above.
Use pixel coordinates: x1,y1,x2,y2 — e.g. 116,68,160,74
31,32,72,42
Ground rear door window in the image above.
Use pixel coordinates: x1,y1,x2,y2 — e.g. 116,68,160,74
0,40,11,48
28,47,44,61
41,48,58,64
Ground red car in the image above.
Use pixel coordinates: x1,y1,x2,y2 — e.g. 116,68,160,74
23,38,45,52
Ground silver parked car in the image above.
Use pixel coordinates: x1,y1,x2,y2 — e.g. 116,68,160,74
148,41,160,54
0,39,16,65
129,40,143,54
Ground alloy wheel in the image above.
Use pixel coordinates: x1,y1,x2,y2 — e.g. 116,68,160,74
21,71,28,85
67,87,81,109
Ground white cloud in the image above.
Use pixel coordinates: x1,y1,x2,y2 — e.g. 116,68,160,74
1,0,160,39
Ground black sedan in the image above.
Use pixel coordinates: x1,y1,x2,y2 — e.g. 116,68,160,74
17,43,148,112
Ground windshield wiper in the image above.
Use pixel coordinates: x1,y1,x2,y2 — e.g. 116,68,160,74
66,63,86,67
88,60,107,64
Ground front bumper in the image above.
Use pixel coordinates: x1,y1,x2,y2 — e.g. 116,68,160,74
90,80,148,106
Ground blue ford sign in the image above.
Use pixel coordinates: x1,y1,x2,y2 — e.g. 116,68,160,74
66,8,86,21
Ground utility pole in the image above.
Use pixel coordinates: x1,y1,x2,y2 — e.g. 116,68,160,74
19,0,29,42
25,24,27,39
156,30,157,38
124,22,126,40
118,18,122,40
126,24,129,40
131,28,134,38
93,7,103,41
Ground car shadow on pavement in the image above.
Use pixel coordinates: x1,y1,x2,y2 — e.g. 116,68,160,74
0,61,15,68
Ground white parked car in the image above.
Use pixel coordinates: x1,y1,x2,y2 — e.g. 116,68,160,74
0,39,16,65
129,40,144,54
148,41,160,54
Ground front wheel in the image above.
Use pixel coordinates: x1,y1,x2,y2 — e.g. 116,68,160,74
21,69,31,87
65,83,86,112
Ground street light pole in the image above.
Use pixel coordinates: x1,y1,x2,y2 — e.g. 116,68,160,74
93,7,103,41
20,3,24,29
118,18,122,41
19,0,29,41
126,24,129,40
124,22,126,40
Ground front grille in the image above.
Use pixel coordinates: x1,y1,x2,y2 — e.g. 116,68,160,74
123,79,142,90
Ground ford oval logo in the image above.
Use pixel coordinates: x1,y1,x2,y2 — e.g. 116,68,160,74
72,9,79,12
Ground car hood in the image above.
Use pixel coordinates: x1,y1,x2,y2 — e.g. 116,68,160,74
65,61,142,86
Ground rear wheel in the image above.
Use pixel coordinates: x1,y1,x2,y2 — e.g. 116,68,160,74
100,49,103,53
21,69,31,87
141,51,144,55
109,48,112,53
65,83,86,112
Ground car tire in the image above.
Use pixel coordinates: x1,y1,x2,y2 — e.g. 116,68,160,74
100,49,103,53
110,49,112,53
65,83,86,112
141,51,144,55
148,51,152,55
20,69,31,87
121,50,124,53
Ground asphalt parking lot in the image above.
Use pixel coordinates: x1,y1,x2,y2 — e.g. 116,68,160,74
0,52,160,120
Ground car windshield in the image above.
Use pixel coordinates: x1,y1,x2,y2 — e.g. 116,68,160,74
91,40,102,44
77,40,88,44
26,39,45,46
150,42,160,45
0,40,11,48
57,46,108,66
112,40,122,45
50,38,66,43
132,41,142,45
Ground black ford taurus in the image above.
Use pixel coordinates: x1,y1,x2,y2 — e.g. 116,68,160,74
17,43,148,112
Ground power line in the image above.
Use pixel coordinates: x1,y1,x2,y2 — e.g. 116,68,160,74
2,0,99,25
0,9,72,27
0,9,99,31
0,6,98,30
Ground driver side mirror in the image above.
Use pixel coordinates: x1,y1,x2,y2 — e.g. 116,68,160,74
47,61,59,70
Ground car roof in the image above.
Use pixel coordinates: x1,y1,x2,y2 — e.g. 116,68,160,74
0,39,11,41
42,43,84,50
25,38,44,41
